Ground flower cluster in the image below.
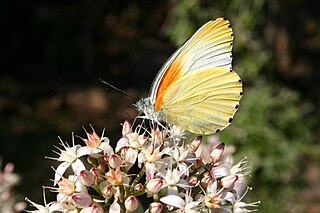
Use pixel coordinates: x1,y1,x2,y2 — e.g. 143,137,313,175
0,162,27,212
26,121,259,212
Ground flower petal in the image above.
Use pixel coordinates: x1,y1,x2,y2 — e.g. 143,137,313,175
109,201,121,213
213,165,230,178
100,142,114,155
145,162,156,180
206,181,218,193
77,146,101,157
25,198,49,212
54,162,71,185
167,186,179,196
125,148,138,170
115,137,129,153
160,195,185,209
71,159,86,175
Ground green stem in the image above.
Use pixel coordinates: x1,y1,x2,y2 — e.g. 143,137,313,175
129,166,145,192
117,186,125,211
153,192,160,202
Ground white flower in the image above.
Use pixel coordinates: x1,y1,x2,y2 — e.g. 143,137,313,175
48,134,101,184
160,168,189,196
214,157,250,197
54,175,86,207
220,187,260,213
170,145,190,177
168,125,186,142
115,128,146,171
25,197,62,213
138,143,167,180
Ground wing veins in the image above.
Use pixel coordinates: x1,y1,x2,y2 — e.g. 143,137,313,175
167,110,226,129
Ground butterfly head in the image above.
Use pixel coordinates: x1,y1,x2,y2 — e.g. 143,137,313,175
135,98,164,123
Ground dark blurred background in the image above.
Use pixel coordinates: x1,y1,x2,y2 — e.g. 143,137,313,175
0,0,319,212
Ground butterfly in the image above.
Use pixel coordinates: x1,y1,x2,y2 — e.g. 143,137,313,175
135,18,243,135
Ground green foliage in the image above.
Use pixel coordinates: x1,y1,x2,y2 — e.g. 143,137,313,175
163,0,318,212
220,79,314,210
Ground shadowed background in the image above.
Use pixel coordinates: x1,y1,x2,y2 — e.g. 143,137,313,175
1,0,319,212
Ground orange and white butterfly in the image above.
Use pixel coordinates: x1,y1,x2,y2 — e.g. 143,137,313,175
135,18,243,135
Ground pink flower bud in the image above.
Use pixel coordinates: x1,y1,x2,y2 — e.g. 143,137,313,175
124,195,139,212
134,183,144,192
109,154,122,169
146,178,163,194
122,120,131,135
97,164,106,173
221,174,238,189
4,163,14,173
188,136,202,154
189,176,199,186
81,204,104,213
149,202,163,213
90,168,103,183
210,143,225,164
201,171,214,187
90,167,98,176
72,193,92,208
80,170,95,186
102,185,113,198
103,153,110,162
13,202,27,212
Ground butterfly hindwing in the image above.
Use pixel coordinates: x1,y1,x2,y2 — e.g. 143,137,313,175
162,67,242,135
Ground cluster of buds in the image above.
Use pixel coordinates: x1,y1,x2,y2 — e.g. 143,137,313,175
26,121,259,212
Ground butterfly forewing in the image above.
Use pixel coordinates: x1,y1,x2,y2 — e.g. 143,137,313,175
153,18,234,112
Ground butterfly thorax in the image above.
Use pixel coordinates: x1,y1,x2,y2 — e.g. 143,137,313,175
135,98,164,123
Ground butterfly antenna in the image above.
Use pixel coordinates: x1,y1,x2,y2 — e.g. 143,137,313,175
99,78,135,99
